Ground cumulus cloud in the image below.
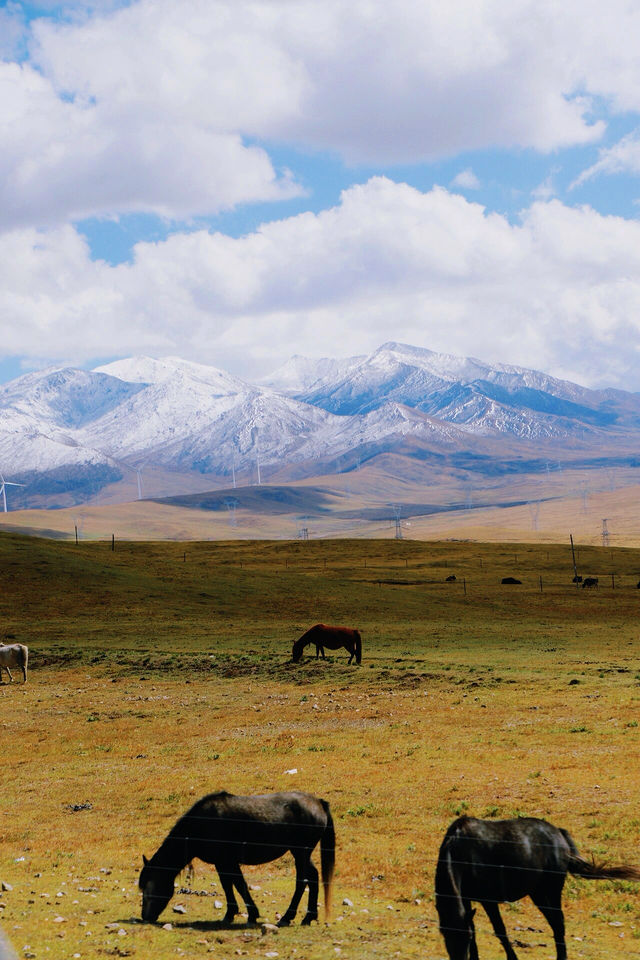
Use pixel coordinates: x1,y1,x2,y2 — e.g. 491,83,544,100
9,0,640,227
451,169,481,190
2,179,640,389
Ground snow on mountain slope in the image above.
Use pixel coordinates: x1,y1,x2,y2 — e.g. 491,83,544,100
3,343,640,509
295,341,638,440
94,356,248,395
0,367,144,430
260,353,365,395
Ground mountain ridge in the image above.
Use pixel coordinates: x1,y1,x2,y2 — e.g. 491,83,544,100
2,342,640,510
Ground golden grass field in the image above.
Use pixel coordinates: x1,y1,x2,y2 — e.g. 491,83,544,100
1,534,639,959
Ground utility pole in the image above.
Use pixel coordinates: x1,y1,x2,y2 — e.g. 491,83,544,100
570,533,578,584
602,518,610,548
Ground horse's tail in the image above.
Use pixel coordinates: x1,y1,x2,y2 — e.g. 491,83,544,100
354,630,362,665
567,855,640,882
320,799,335,921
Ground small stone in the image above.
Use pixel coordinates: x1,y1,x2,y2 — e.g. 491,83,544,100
173,904,187,914
53,915,66,923
261,923,279,935
342,898,353,907
214,900,223,909
1,882,13,892
265,952,279,958
162,922,173,931
117,928,127,936
609,921,623,927
284,768,297,775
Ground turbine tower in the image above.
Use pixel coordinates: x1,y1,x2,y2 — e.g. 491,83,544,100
0,473,24,512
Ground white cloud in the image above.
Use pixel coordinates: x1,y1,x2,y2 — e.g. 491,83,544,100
10,0,640,227
451,169,480,190
572,129,640,188
2,179,640,389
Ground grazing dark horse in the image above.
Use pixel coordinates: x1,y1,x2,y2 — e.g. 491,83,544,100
292,624,362,664
582,576,598,588
435,816,640,960
139,790,335,926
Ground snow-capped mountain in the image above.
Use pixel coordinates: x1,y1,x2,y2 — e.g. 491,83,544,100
1,343,640,509
292,342,636,441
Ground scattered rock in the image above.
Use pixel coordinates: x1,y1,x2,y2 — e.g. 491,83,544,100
53,915,66,923
261,923,279,935
284,768,297,775
173,904,187,914
1,882,12,892
342,898,353,907
162,922,173,930
214,900,223,909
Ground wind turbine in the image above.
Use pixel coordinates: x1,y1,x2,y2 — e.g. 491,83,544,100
0,473,24,512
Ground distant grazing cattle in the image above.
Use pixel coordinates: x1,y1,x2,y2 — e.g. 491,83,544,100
573,575,583,583
637,581,640,589
445,574,456,582
0,643,28,683
501,577,522,585
582,577,599,589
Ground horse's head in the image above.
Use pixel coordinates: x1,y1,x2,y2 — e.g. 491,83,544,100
139,855,174,922
440,908,476,960
291,639,304,663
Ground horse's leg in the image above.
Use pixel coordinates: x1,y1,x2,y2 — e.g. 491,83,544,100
231,866,260,924
300,856,319,925
5,666,13,683
278,850,312,926
216,865,240,924
481,901,519,959
460,900,479,960
530,886,567,960
347,645,354,664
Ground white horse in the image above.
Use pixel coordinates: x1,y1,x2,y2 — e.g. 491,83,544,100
0,643,28,683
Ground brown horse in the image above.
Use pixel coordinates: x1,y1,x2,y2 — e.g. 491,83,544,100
292,624,362,664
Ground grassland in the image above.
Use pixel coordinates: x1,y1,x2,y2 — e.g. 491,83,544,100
1,534,639,959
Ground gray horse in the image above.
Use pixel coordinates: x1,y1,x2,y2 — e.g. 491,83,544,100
0,644,28,683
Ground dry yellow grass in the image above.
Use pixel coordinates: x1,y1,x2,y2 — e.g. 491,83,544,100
0,535,639,959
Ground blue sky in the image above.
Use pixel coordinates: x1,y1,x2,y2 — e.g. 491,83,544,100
2,0,640,389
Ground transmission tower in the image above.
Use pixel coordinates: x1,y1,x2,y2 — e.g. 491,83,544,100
224,498,239,527
392,504,403,539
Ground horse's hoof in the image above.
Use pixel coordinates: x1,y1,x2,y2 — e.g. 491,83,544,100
277,917,293,927
301,914,317,926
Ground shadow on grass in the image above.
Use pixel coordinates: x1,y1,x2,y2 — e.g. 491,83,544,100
121,916,264,931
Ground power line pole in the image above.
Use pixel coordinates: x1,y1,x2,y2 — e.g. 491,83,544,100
602,518,610,548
